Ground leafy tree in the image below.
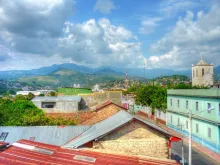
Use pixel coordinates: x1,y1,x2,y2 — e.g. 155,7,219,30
49,91,57,96
27,92,35,100
0,98,75,126
38,93,45,96
13,94,27,102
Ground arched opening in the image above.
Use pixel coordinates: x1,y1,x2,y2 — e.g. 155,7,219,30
202,68,204,77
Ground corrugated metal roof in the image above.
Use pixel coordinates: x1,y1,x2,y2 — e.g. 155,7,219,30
32,96,82,102
0,126,90,146
63,110,173,149
0,139,180,165
63,111,133,148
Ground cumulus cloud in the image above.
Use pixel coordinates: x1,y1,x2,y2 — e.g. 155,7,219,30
139,17,163,34
57,18,143,67
0,0,144,70
94,0,116,14
146,5,220,69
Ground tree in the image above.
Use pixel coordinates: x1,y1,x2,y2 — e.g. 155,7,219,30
27,92,35,100
49,91,57,96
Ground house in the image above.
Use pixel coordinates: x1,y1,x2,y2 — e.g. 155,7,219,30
32,96,86,113
0,126,89,146
81,100,127,125
63,110,181,159
167,89,220,154
0,139,179,165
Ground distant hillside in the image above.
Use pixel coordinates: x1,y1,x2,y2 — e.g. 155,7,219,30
0,62,220,80
18,69,125,88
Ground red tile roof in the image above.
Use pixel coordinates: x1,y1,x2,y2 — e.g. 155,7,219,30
0,139,179,165
95,100,127,111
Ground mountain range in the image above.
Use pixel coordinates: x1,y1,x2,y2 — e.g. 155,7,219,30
0,63,219,80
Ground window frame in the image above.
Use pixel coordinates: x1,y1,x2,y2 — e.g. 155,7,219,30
196,102,199,111
186,100,188,109
207,103,211,113
177,99,180,108
208,127,211,138
0,132,9,141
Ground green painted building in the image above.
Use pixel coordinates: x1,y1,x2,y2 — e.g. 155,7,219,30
167,89,220,154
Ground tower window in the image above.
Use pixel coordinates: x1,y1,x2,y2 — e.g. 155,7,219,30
202,68,204,77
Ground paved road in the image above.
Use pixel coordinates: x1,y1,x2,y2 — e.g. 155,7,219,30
171,142,219,165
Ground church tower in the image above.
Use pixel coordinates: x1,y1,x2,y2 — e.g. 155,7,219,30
192,57,214,86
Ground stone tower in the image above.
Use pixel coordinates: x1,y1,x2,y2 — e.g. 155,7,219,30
192,58,214,86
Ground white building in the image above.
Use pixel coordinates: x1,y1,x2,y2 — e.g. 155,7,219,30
192,58,214,86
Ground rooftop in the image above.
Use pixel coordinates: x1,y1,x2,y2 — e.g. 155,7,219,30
32,96,82,102
0,126,89,146
0,139,179,165
63,110,174,149
168,89,220,98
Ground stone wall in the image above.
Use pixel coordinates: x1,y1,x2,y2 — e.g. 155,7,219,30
80,91,122,107
92,120,169,159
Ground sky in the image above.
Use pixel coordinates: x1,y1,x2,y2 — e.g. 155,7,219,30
0,0,220,71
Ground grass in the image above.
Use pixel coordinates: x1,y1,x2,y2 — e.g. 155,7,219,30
58,87,92,95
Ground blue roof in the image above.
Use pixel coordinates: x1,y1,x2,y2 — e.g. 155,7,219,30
32,96,82,102
0,126,90,146
62,111,172,149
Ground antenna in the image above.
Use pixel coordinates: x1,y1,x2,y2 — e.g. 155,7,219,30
125,70,128,89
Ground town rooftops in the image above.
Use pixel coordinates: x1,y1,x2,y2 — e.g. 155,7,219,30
0,126,90,146
95,100,127,111
0,139,179,165
63,110,175,149
168,89,220,98
32,96,82,102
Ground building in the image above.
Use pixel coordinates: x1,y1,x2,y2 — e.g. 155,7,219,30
63,110,181,159
166,89,220,154
32,96,86,113
0,139,179,165
82,100,127,125
192,58,214,86
16,90,55,96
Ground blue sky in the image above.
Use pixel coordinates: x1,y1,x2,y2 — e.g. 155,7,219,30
0,0,220,70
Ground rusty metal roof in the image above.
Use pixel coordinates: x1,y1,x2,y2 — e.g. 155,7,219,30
0,139,179,165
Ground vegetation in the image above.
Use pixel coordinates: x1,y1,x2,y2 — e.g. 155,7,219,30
0,97,75,126
134,85,167,113
58,87,92,95
169,83,209,89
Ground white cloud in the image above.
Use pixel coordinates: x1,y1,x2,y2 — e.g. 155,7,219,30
146,5,220,69
94,0,116,14
139,17,163,34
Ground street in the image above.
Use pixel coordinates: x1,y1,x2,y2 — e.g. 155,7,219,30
171,142,219,165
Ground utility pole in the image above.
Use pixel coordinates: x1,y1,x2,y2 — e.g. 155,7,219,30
189,110,192,165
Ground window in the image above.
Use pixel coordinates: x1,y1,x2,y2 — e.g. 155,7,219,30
178,100,180,108
170,99,172,106
196,124,199,133
186,120,188,129
41,102,56,108
178,118,180,126
207,103,211,113
30,137,35,141
208,128,211,138
186,100,188,109
202,68,204,77
0,132,9,141
171,116,172,123
196,102,199,111
219,103,220,115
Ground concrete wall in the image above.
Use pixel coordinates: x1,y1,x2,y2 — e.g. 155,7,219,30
33,100,80,113
92,120,169,159
79,91,122,107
